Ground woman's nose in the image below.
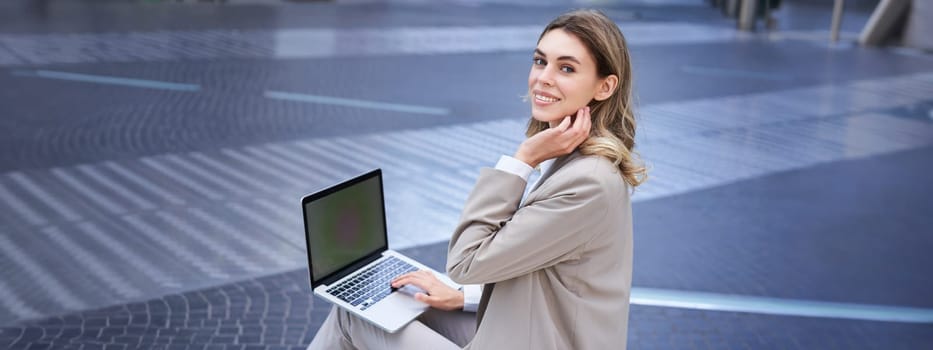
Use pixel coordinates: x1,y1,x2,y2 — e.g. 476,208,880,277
536,67,556,87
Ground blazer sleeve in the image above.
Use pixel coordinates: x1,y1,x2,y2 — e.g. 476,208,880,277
446,166,609,284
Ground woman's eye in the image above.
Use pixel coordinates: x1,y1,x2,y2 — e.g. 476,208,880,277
561,66,575,73
533,58,546,66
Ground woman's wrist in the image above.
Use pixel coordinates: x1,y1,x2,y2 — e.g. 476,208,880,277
456,291,465,310
514,148,539,169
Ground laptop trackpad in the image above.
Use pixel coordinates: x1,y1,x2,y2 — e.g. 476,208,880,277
367,292,429,333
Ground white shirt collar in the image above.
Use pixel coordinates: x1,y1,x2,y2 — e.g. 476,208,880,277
538,158,556,175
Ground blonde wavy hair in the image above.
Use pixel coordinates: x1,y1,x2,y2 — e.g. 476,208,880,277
526,9,647,188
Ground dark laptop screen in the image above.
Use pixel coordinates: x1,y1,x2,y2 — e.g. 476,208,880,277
304,171,387,284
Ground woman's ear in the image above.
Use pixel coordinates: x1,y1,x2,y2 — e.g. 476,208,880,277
594,74,619,101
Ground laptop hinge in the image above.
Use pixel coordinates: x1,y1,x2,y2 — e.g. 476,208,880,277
317,251,384,287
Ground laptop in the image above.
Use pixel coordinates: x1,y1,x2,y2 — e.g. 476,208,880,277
301,168,458,333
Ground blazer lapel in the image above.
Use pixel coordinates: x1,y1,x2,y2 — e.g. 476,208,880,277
526,151,581,199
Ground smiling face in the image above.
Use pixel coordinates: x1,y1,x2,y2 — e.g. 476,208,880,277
528,29,606,126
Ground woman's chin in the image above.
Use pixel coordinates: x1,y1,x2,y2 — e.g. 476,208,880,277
531,112,562,124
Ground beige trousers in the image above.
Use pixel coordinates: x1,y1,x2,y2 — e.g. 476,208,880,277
307,306,476,350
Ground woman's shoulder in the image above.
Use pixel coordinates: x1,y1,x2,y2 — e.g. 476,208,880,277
553,153,627,192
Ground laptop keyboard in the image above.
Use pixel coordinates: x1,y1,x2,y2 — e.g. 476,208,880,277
326,256,419,310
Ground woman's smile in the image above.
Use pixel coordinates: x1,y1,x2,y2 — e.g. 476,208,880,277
532,90,561,106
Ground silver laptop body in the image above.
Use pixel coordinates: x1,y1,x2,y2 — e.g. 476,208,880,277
301,169,457,333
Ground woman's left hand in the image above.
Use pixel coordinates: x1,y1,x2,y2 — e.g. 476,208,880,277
514,106,592,168
391,270,464,311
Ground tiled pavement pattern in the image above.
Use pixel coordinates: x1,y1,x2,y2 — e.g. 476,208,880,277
0,271,326,350
3,247,933,350
0,23,749,66
2,0,933,349
1,69,933,327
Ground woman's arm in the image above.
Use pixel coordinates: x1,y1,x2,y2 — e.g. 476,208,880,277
446,165,608,285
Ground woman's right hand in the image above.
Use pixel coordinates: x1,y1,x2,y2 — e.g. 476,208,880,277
391,270,465,311
514,106,592,168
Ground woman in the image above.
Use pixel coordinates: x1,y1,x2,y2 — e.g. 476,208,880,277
308,9,645,350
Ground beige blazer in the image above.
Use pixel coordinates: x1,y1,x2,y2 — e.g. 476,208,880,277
447,151,634,350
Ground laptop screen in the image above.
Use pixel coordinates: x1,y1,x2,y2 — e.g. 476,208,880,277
303,170,387,284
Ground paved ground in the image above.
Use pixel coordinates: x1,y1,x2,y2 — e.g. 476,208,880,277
1,0,933,348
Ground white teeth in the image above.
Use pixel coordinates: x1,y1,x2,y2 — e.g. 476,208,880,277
535,94,559,103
